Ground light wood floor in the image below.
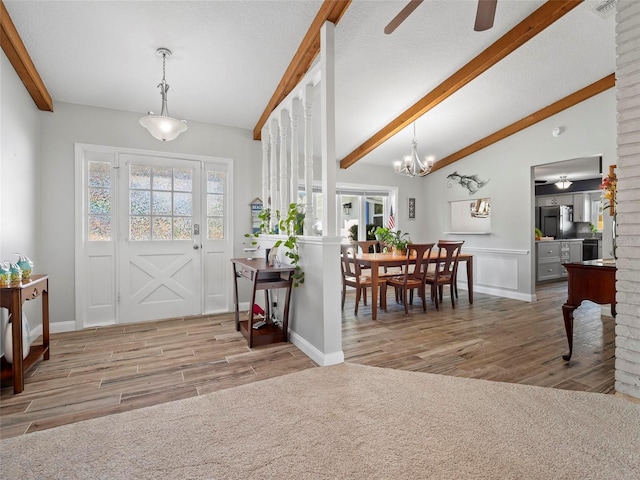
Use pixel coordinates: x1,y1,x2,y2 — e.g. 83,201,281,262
0,282,614,440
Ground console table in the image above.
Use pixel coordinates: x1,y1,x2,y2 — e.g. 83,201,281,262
0,274,50,394
562,260,616,361
231,258,294,348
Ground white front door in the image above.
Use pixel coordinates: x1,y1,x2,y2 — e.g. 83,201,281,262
119,155,202,323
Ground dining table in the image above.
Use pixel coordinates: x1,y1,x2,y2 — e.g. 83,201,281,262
355,251,474,320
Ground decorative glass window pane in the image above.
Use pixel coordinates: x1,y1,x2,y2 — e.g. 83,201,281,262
208,217,224,239
88,215,111,241
89,188,111,214
174,168,193,192
173,217,192,240
88,162,111,188
207,171,225,194
152,216,172,240
130,216,151,241
130,165,151,189
130,190,151,215
153,166,172,191
207,194,224,216
174,192,192,216
152,191,172,215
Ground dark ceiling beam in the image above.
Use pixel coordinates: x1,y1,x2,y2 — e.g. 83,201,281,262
339,0,583,169
253,0,351,141
1,0,53,111
431,73,616,173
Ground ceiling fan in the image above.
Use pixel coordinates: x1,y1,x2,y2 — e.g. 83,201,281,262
384,0,498,35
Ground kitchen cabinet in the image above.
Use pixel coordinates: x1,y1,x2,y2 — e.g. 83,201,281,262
536,240,583,283
535,194,573,207
572,193,591,222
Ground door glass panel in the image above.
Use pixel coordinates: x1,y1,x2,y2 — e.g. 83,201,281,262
129,164,194,241
87,161,112,241
206,170,225,239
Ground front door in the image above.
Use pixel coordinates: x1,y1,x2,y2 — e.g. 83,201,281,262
119,155,202,323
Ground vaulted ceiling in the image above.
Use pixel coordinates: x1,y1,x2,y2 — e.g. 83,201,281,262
3,0,616,175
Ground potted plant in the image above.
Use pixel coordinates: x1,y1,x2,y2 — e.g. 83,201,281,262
245,203,304,287
369,226,411,254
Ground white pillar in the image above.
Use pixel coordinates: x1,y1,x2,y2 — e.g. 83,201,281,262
269,118,279,232
279,109,290,214
303,84,314,235
290,98,301,210
320,21,337,237
261,126,270,217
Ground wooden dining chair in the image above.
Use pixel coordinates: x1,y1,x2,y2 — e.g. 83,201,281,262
385,243,435,315
425,240,464,310
354,240,380,254
340,244,387,315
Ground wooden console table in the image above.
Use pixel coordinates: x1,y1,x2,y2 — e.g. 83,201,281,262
0,274,50,394
562,260,616,361
231,258,294,348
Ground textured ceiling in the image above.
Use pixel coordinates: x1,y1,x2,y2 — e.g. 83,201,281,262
4,0,615,177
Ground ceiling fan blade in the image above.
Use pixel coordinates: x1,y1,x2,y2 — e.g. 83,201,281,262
474,0,497,31
384,0,424,35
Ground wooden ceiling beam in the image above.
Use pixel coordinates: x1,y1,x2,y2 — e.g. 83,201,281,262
252,0,351,140
339,0,583,169
1,0,53,111
430,73,615,173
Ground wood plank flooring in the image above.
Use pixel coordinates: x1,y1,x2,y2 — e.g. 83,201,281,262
0,282,615,440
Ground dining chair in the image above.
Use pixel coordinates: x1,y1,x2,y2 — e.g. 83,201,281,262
425,240,464,310
354,240,381,254
340,244,387,315
385,243,435,315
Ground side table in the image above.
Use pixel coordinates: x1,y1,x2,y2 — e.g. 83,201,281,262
0,274,50,393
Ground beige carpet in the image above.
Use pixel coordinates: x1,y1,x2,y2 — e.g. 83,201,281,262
1,363,639,479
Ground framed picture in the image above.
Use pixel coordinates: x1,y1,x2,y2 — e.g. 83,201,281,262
408,197,416,219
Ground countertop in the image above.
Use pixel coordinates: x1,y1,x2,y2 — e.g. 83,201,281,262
535,238,584,242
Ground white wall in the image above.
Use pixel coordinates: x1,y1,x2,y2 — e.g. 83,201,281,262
421,89,617,300
0,52,43,354
38,102,262,328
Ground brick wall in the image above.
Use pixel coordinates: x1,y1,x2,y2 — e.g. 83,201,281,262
615,0,640,400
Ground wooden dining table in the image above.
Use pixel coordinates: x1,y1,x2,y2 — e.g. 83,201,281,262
355,251,474,320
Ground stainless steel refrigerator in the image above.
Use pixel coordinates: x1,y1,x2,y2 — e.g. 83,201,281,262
535,205,575,239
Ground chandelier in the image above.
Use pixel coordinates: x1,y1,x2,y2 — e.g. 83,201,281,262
393,122,434,177
139,48,188,142
554,176,572,189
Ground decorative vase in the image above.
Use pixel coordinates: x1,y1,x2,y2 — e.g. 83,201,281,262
15,254,33,281
3,313,31,364
9,263,22,284
0,262,10,287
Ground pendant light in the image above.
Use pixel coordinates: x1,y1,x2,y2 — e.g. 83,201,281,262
139,48,188,142
554,176,572,189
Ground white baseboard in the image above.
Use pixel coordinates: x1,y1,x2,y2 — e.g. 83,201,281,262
288,330,344,367
458,284,535,302
49,321,77,334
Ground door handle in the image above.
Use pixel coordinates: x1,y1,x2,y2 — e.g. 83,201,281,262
193,244,200,250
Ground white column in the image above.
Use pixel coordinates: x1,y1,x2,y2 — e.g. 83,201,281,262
320,21,337,237
290,98,301,210
303,84,314,235
279,109,290,214
269,118,279,232
261,126,270,214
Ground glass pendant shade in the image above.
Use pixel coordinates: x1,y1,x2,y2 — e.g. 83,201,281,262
140,48,187,142
139,115,187,142
555,176,572,189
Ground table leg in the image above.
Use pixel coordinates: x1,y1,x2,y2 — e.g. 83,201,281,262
232,264,240,332
562,303,575,361
42,283,50,360
466,257,473,304
10,294,24,394
371,265,379,321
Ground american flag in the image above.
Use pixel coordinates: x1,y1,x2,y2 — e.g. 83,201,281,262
388,206,395,230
